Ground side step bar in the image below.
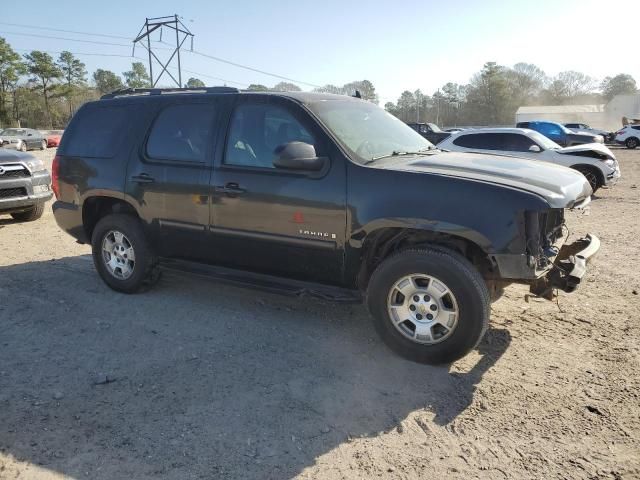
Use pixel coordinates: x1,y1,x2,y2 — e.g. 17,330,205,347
160,258,363,304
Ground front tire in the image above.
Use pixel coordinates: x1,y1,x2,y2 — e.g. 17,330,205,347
573,166,601,193
626,137,639,149
366,248,490,364
91,214,159,293
10,203,44,222
40,139,46,150
19,142,27,152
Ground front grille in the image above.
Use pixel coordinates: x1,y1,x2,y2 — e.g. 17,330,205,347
0,187,27,199
0,167,30,178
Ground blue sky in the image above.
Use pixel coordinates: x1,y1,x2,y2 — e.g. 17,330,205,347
1,0,638,105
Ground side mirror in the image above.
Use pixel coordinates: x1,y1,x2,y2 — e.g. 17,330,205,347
273,142,327,172
27,133,33,137
529,144,542,153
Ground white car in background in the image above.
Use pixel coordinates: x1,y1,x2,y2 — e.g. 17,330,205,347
438,128,620,192
614,124,640,149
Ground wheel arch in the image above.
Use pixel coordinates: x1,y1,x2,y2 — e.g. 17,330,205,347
570,163,605,188
82,196,140,242
355,225,496,291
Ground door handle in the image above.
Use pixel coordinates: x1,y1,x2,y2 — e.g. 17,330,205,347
214,182,245,195
131,173,155,184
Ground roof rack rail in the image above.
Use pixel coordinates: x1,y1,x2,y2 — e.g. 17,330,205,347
101,86,239,99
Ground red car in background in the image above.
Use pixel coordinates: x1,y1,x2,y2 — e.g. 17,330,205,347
42,130,63,148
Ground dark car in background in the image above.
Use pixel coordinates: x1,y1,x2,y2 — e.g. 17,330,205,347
564,123,613,142
0,149,52,221
0,128,48,152
406,122,451,145
516,121,603,147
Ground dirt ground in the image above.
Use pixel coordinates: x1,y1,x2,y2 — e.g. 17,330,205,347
0,147,638,480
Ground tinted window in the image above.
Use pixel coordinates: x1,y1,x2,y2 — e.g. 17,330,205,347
502,133,537,152
516,122,530,128
147,104,215,162
453,133,504,150
224,103,315,169
632,126,640,131
536,122,563,137
64,105,130,158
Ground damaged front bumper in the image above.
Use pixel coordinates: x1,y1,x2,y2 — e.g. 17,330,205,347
529,234,600,300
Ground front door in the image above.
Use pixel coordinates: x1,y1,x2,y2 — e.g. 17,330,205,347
126,99,219,260
209,95,347,285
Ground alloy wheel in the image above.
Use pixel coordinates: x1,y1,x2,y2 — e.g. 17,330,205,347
387,273,459,345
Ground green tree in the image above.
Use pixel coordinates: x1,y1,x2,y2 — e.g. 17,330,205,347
466,62,511,125
247,84,269,91
343,80,379,104
123,62,151,89
93,69,124,95
601,74,637,101
24,50,62,128
185,77,205,88
0,37,25,125
57,51,86,117
271,81,301,92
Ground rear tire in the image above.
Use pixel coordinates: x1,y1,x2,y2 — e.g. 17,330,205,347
10,203,45,222
40,139,46,150
626,137,639,149
91,214,159,294
366,248,490,364
573,166,601,193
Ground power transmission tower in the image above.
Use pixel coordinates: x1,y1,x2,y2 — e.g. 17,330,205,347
133,15,194,87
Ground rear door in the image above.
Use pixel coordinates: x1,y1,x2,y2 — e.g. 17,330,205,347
126,98,220,260
208,94,347,285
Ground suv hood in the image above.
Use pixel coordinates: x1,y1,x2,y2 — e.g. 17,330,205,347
0,150,33,164
379,151,592,208
557,142,616,160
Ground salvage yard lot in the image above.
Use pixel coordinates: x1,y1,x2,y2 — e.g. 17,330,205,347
0,148,639,479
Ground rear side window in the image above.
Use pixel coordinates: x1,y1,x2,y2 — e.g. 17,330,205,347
502,133,536,152
146,103,215,162
632,126,640,131
453,133,503,150
537,122,563,136
63,105,130,158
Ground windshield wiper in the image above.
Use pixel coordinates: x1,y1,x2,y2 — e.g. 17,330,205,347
365,148,436,165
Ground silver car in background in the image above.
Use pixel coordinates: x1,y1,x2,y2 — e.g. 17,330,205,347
0,128,48,152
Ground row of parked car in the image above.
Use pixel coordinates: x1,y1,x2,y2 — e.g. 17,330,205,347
408,120,625,192
0,128,63,151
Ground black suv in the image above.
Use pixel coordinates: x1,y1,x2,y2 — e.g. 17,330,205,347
406,122,451,145
52,87,599,364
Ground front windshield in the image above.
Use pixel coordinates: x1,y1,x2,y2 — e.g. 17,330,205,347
308,100,435,163
0,129,22,136
529,130,562,150
558,123,573,134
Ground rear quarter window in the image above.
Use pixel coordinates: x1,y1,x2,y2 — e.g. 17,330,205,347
61,104,131,158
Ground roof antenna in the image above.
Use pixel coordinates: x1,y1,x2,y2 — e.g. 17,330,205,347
353,90,362,99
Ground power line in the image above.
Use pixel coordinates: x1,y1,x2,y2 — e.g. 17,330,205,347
189,50,321,88
0,21,130,39
12,47,249,87
0,30,130,47
0,23,322,88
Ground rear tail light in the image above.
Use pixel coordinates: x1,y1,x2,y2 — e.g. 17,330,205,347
616,130,625,136
51,155,60,199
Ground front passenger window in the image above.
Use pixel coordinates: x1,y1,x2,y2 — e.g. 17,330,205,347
224,103,316,169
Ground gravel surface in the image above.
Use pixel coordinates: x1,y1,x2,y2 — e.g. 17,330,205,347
0,147,639,479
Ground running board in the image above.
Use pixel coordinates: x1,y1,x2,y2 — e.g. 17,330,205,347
160,258,362,303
